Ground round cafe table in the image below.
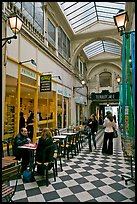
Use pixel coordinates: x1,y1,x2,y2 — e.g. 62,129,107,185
18,144,37,172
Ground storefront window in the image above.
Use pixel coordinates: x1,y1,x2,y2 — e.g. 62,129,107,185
57,94,62,128
38,91,56,130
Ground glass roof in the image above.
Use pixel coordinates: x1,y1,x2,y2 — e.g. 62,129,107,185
58,2,124,59
83,41,121,59
58,2,125,33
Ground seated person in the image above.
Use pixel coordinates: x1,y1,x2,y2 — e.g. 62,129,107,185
35,128,54,175
13,127,31,172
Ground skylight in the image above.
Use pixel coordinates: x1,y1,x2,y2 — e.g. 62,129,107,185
58,2,125,33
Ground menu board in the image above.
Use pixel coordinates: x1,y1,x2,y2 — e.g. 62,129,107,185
40,74,52,92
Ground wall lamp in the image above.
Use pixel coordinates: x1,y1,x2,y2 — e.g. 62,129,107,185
73,79,86,95
2,14,23,47
52,75,62,80
113,9,129,34
116,75,121,84
19,59,37,66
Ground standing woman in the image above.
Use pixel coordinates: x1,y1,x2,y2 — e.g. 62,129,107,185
102,111,116,155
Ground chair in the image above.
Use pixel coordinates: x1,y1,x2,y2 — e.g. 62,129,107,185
53,140,63,176
74,127,81,151
67,128,74,133
2,163,21,202
34,144,56,186
60,135,73,160
54,128,60,135
72,132,79,155
2,138,16,160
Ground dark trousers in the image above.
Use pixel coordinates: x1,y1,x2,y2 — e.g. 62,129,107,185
87,132,96,151
19,149,30,171
102,132,113,155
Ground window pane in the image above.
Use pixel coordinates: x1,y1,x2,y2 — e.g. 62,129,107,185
48,19,55,46
35,2,44,34
99,72,112,87
66,38,70,59
62,30,67,58
58,27,62,54
22,2,34,24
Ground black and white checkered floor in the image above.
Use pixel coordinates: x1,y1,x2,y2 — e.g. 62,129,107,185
8,129,135,202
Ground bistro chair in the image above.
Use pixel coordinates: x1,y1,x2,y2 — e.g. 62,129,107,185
67,128,74,133
2,138,16,160
74,126,81,151
2,163,21,202
34,144,56,186
60,135,73,160
71,132,80,155
53,139,63,176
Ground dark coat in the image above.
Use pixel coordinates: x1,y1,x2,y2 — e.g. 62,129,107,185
26,114,34,140
19,116,25,130
35,137,54,163
87,118,98,134
13,133,30,159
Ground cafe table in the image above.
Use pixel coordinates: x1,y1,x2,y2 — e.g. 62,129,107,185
61,132,80,154
18,143,37,172
61,132,78,136
52,135,69,157
52,135,68,139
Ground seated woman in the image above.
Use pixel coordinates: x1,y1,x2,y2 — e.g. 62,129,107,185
35,128,54,175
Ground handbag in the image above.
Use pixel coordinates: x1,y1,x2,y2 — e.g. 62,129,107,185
113,127,118,138
83,125,91,135
23,169,35,182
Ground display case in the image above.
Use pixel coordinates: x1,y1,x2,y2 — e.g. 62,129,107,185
4,102,15,140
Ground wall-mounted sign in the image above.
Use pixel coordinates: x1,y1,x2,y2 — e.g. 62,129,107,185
63,87,71,98
21,67,36,80
89,90,119,100
40,74,52,92
57,84,63,95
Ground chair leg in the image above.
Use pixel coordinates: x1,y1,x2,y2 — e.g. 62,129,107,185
54,158,58,176
59,156,63,171
45,167,49,186
53,165,56,182
67,149,69,160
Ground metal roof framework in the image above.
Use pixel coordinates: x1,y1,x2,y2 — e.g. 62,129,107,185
58,2,125,58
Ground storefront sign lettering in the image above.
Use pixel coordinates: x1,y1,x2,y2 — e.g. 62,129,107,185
89,90,119,100
21,67,36,79
40,74,52,92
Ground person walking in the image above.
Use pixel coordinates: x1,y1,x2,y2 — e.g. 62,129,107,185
102,111,116,155
87,114,98,151
99,114,103,125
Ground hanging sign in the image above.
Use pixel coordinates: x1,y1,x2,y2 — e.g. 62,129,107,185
40,74,52,92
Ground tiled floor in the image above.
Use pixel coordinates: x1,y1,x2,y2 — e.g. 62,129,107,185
4,129,135,202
